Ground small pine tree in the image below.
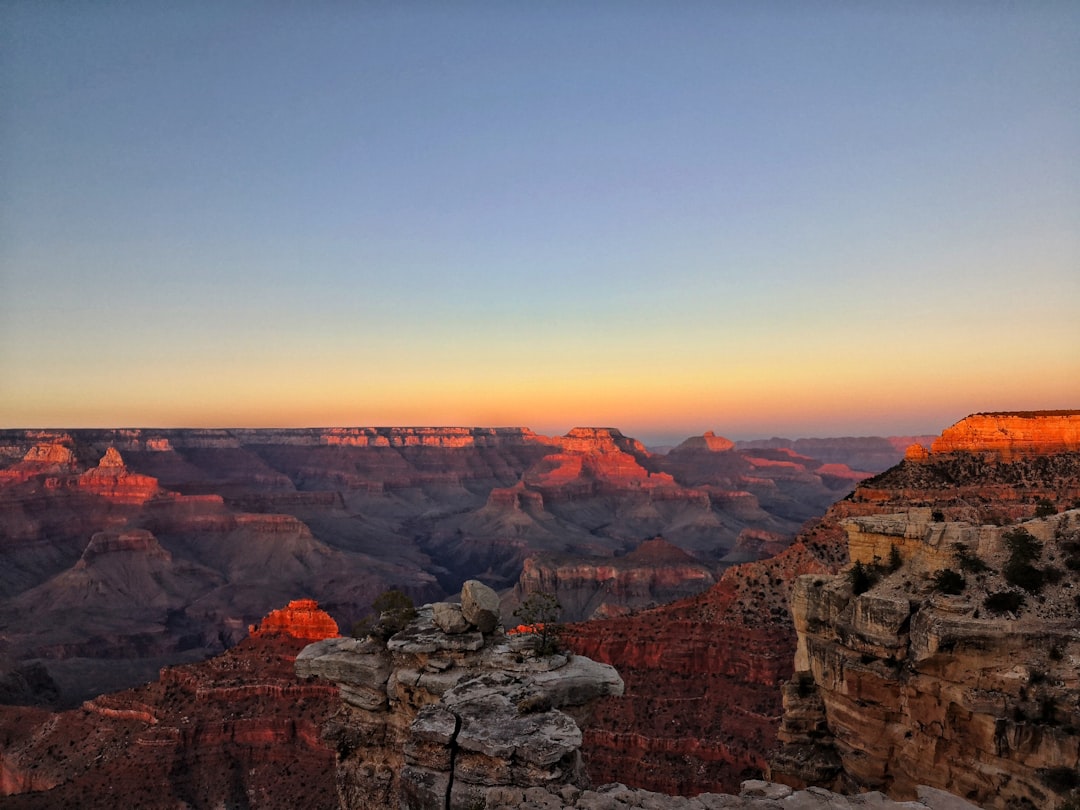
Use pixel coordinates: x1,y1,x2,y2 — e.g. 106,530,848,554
848,560,876,595
512,592,563,656
888,545,903,572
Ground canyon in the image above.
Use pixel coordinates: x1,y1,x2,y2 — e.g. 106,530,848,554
1,412,1076,808
0,425,889,704
560,412,1080,803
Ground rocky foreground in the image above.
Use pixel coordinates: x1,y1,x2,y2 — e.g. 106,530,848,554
295,579,980,810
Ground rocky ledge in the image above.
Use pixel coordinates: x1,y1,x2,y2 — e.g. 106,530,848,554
475,780,979,809
296,579,624,810
772,508,1080,808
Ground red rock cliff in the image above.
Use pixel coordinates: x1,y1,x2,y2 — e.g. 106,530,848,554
564,525,848,795
930,411,1080,459
249,598,339,640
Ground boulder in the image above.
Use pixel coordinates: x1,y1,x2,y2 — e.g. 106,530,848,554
462,580,502,634
432,602,471,634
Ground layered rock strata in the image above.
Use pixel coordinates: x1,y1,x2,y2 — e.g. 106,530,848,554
0,425,874,703
564,525,850,795
771,414,1080,809
0,615,339,809
930,411,1080,459
296,580,624,810
507,537,717,622
471,779,979,809
250,598,340,640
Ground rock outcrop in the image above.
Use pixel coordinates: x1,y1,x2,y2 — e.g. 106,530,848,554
506,537,717,622
249,598,339,640
296,596,623,810
931,411,1080,459
771,412,1080,809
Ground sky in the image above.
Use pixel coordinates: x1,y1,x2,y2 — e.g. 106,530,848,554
2,2,1078,444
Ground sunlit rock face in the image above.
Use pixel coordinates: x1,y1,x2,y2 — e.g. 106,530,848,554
770,411,1080,809
249,598,339,640
931,410,1080,459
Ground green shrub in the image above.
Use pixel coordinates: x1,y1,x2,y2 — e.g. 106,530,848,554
1003,527,1047,593
352,588,417,639
512,592,563,656
848,560,878,595
1034,498,1057,518
1004,559,1046,594
887,545,903,572
952,543,990,573
984,590,1025,615
933,569,966,595
1004,527,1043,562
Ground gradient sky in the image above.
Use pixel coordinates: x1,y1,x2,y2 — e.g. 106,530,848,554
2,3,1078,443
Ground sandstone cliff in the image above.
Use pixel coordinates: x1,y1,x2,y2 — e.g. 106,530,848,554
931,411,1080,459
771,411,1080,809
564,525,849,795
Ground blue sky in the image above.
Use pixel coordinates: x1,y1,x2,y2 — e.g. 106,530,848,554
2,2,1078,443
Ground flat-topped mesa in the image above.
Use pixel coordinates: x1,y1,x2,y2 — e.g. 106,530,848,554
670,431,737,453
249,598,339,641
22,442,78,467
296,579,623,810
557,427,649,456
310,426,547,449
929,411,1080,459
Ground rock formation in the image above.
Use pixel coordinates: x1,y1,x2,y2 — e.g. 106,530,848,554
76,447,161,503
930,411,1080,459
771,411,1080,809
249,598,339,640
295,583,624,810
506,537,717,622
563,525,849,795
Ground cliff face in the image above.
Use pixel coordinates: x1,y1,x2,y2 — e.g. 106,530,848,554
931,411,1080,459
0,602,341,809
770,411,1080,809
563,526,849,795
506,538,717,622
